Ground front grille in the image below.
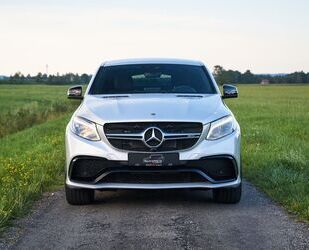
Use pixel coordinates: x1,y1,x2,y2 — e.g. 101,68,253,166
104,122,203,152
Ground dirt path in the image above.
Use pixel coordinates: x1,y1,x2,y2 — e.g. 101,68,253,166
1,181,308,249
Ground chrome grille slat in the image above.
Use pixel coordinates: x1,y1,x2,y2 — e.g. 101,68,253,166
105,132,200,140
163,133,201,140
105,136,143,140
105,133,143,140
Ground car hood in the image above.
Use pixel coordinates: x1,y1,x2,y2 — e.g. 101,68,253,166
76,94,230,125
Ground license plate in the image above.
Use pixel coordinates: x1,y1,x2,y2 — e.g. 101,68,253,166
128,153,180,167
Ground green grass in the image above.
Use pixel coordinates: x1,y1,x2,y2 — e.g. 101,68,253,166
0,85,80,137
0,84,308,231
226,85,309,221
0,115,70,230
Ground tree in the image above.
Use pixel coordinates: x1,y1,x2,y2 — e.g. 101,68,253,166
213,65,226,85
36,72,43,82
241,70,258,84
213,66,242,85
81,73,91,84
213,65,224,77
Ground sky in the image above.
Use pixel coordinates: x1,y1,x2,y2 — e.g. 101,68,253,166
0,0,309,75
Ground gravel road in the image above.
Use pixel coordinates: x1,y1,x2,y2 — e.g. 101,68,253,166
1,181,308,250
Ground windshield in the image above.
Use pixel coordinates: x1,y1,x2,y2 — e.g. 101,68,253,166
89,64,216,95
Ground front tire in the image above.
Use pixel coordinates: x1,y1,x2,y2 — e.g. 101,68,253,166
213,184,242,204
65,185,94,205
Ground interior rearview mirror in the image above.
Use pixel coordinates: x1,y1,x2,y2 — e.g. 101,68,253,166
222,84,238,99
67,85,83,99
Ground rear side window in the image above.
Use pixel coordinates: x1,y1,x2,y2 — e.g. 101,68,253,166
89,64,216,95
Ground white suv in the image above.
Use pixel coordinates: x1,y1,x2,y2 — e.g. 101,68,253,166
65,58,241,205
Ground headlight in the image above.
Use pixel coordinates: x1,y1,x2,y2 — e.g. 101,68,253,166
71,116,100,141
206,115,235,140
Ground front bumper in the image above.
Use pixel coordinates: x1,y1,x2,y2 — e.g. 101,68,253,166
65,124,241,190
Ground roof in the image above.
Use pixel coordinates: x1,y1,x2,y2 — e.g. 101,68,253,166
102,58,204,67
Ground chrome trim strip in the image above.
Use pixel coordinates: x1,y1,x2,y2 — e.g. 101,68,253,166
67,176,241,190
105,135,143,140
105,133,144,137
106,132,201,140
164,133,200,140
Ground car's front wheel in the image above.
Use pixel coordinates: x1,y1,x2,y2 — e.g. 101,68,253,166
65,185,94,205
213,184,242,204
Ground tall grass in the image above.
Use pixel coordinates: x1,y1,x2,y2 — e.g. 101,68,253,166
0,101,76,137
0,85,79,137
0,116,70,229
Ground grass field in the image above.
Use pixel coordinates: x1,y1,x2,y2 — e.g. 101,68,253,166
226,85,309,221
0,85,79,137
0,84,308,230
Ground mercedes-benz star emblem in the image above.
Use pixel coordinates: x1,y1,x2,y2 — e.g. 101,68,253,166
143,127,164,148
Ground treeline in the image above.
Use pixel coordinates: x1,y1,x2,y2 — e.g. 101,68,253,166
213,65,309,85
1,67,309,85
1,72,92,85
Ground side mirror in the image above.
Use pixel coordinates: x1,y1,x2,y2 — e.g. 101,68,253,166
222,84,238,99
67,85,83,99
